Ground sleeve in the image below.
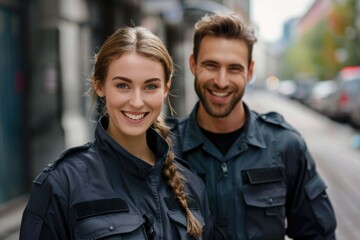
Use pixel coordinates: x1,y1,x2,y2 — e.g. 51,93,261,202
19,173,70,240
285,144,337,240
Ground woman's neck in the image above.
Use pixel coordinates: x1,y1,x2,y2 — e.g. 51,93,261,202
108,130,155,165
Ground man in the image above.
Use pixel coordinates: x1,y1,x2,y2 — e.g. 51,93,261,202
168,13,337,239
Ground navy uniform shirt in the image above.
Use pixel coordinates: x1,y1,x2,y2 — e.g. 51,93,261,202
20,117,213,240
168,102,337,240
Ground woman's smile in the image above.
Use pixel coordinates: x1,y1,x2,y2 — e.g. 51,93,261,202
122,111,147,121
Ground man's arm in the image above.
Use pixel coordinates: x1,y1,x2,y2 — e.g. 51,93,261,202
286,149,337,239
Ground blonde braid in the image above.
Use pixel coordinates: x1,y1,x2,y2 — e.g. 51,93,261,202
153,117,203,238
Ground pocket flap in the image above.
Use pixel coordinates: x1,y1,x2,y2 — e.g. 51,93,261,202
305,174,327,200
167,210,205,228
243,183,286,208
74,213,143,240
168,210,187,227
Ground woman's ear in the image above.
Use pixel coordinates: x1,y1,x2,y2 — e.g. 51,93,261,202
94,81,105,97
164,79,172,98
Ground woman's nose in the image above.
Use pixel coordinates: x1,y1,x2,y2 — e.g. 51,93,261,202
129,90,144,108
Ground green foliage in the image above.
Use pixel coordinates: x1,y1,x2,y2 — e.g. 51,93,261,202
282,0,360,80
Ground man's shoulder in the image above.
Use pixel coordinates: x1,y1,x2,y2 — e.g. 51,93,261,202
165,116,190,131
255,111,300,135
165,116,180,128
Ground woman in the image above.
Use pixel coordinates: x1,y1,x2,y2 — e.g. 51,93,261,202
20,26,212,239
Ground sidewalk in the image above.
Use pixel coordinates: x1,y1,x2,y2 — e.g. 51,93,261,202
0,195,27,240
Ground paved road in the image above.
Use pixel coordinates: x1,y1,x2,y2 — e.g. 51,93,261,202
245,89,360,240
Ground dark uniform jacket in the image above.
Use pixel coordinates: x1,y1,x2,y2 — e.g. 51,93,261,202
20,117,213,240
168,102,337,240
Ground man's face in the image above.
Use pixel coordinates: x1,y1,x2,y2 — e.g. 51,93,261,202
190,36,254,118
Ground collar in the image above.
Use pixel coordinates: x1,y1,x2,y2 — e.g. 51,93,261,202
181,102,266,152
95,116,169,178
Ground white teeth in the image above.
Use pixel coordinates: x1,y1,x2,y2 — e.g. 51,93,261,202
124,112,145,120
211,91,229,97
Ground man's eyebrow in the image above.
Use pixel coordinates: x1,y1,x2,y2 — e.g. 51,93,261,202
200,60,245,69
200,60,218,65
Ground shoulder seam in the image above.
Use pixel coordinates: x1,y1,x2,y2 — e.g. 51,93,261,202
45,142,92,172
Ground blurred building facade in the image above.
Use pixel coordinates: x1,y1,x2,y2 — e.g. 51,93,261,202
0,0,250,208
296,0,332,37
0,0,27,205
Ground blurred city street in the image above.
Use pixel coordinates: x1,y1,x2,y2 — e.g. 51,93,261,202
245,89,360,240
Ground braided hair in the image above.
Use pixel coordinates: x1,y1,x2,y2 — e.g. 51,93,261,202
153,116,202,237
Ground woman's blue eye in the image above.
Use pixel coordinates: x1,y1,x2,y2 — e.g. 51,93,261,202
145,84,158,90
116,83,129,89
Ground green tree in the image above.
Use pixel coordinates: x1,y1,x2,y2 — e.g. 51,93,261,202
282,0,360,80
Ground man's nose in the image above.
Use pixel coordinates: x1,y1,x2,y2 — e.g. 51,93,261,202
214,68,229,88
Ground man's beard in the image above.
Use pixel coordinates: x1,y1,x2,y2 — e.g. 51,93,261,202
194,77,245,118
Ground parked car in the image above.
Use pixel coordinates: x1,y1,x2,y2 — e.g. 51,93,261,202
350,93,360,128
276,80,297,98
308,80,337,114
324,66,360,123
346,70,360,128
292,78,317,104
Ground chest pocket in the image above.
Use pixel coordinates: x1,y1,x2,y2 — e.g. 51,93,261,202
242,167,286,240
72,198,146,240
164,197,205,240
74,213,145,240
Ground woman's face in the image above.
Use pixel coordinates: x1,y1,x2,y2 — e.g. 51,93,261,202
96,52,170,143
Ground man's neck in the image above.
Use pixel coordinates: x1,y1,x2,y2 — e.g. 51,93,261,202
196,101,247,133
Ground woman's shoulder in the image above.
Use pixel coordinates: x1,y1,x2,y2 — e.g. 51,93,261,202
46,142,94,171
33,142,95,186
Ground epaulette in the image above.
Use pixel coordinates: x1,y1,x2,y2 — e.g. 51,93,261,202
259,111,300,134
33,142,92,185
165,117,179,130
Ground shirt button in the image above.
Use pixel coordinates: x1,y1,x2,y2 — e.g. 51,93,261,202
109,225,116,231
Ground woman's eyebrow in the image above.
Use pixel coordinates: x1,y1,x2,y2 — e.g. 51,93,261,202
111,76,161,83
112,76,131,82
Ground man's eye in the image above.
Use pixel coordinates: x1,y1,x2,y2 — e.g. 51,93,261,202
116,83,129,89
206,63,217,69
229,67,242,73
